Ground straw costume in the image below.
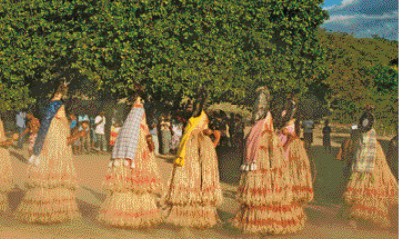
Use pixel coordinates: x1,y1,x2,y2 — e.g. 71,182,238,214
98,91,164,228
233,87,304,235
277,100,313,206
344,109,398,228
162,89,223,228
0,117,13,212
14,83,81,224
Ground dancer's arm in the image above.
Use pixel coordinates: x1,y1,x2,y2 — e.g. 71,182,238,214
146,135,155,152
0,139,13,148
31,119,40,134
212,130,221,148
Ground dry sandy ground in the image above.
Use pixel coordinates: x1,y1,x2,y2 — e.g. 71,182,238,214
0,125,397,239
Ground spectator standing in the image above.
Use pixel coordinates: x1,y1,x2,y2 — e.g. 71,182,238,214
94,111,107,153
322,119,332,153
302,118,315,150
16,110,26,149
78,113,90,154
90,114,96,152
159,112,172,155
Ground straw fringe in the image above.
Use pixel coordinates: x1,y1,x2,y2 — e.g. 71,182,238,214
163,205,220,228
0,147,13,193
98,191,162,228
0,192,9,212
103,162,163,195
232,204,305,235
236,132,293,206
162,115,223,227
233,130,308,235
344,141,398,227
286,138,314,205
14,188,80,224
99,117,164,228
15,109,81,224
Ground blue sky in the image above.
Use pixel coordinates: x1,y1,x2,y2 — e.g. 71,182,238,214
321,0,398,41
323,0,342,8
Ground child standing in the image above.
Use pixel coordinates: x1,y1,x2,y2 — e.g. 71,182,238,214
94,111,107,154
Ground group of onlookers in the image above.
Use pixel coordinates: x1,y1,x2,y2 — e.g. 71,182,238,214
14,109,118,156
68,111,108,155
10,105,398,178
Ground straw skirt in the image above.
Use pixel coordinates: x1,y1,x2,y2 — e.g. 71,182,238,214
344,141,398,228
14,109,80,224
98,122,164,228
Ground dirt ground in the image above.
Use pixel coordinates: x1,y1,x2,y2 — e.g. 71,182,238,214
0,124,397,239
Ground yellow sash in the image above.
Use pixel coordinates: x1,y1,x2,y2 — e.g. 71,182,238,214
174,111,205,166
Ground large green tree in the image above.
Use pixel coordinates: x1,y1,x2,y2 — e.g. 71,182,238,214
0,0,328,108
318,30,398,130
146,0,328,103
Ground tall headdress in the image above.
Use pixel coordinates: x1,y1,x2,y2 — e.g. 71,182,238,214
252,86,271,123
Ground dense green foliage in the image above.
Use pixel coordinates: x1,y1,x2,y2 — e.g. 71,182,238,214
0,0,327,107
318,30,398,130
0,0,397,132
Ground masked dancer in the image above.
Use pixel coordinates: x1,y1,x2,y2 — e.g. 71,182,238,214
232,87,304,235
162,88,223,228
343,105,398,229
98,88,164,228
274,97,314,227
14,82,81,224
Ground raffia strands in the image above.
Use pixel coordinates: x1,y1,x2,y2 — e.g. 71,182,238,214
162,113,223,228
0,193,10,212
236,131,293,207
0,118,13,211
232,204,305,235
233,128,307,235
286,138,314,205
98,191,163,228
99,115,164,228
163,205,220,228
103,116,164,196
344,141,398,228
13,188,80,224
14,106,81,224
0,148,13,193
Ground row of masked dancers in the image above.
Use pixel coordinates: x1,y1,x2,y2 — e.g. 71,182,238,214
0,83,397,235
